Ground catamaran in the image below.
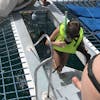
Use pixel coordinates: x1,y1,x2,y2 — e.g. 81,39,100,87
0,0,99,100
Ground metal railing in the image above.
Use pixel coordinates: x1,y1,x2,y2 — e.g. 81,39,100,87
34,34,57,100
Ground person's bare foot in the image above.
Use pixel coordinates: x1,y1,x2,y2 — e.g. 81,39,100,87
42,0,50,6
52,65,63,73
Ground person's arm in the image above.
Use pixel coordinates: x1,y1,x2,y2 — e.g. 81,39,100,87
45,27,59,45
45,27,66,47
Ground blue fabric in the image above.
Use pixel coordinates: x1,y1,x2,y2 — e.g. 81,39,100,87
95,33,100,39
65,4,100,18
79,17,100,32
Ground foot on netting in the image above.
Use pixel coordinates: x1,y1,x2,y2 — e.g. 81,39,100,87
52,66,63,74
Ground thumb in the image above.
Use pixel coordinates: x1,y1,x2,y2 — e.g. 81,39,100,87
72,76,81,91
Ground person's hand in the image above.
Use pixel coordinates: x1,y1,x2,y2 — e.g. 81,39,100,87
72,76,81,91
55,41,66,47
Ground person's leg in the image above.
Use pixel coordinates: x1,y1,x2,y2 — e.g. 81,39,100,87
52,50,61,70
60,52,69,69
77,41,91,63
52,50,69,72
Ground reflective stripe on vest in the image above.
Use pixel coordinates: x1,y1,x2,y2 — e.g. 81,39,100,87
53,23,84,54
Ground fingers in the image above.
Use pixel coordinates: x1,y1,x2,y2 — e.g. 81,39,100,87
59,41,66,47
72,76,81,91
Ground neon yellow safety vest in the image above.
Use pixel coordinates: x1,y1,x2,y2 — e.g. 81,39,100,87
53,23,84,54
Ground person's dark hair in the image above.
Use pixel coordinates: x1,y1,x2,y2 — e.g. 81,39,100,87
67,20,80,38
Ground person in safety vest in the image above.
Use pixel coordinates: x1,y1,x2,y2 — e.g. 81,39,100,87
45,20,91,73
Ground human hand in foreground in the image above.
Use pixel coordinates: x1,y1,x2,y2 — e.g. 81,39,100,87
72,76,81,91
